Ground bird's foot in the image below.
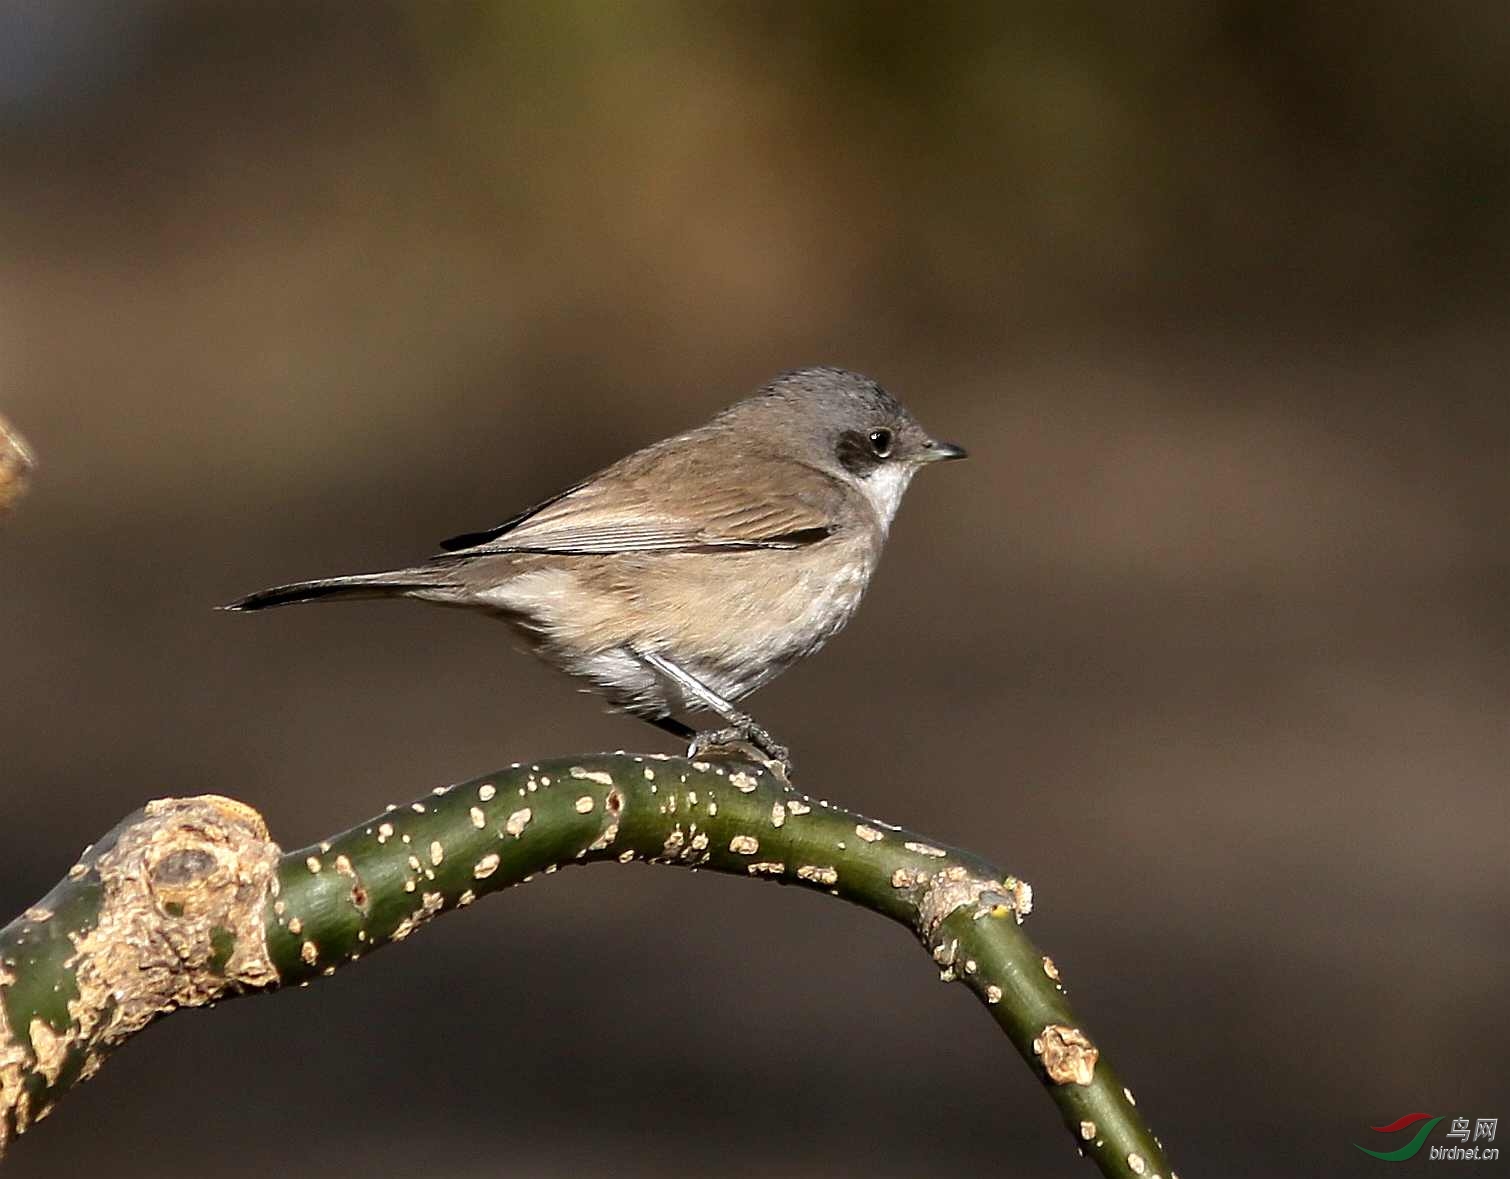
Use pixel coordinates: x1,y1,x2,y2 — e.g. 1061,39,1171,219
688,723,793,776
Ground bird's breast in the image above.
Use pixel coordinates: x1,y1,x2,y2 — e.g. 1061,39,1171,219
650,536,878,700
456,532,881,709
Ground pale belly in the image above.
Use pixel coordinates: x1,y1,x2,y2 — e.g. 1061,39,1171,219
467,539,879,716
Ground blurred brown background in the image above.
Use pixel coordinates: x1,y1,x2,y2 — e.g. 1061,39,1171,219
1,3,1506,1176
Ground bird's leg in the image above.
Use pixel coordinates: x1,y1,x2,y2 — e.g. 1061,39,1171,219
646,715,696,743
634,650,793,769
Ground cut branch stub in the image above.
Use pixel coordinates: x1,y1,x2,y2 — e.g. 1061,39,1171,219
0,795,281,1146
0,757,1175,1178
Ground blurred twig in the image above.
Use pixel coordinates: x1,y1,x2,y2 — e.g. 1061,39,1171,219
0,756,1174,1178
0,415,34,515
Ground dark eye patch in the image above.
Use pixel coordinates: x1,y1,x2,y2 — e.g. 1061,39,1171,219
835,430,882,474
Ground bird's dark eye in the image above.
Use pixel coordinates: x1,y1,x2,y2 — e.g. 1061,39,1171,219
868,428,894,459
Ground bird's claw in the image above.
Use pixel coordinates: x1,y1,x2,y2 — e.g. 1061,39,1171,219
688,724,793,774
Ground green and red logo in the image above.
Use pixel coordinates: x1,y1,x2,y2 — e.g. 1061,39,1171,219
1355,1113,1444,1161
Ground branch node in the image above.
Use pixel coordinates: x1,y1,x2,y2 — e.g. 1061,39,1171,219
914,865,1030,944
73,795,282,1043
1033,1024,1099,1086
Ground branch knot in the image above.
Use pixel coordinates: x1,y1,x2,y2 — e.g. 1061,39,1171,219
70,795,282,1048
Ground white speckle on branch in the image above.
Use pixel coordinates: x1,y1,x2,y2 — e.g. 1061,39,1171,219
588,823,619,851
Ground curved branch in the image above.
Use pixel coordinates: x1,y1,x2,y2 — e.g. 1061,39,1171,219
0,756,1175,1178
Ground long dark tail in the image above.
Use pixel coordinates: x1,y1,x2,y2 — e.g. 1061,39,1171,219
222,571,440,612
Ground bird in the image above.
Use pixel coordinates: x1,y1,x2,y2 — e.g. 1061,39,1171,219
226,367,966,765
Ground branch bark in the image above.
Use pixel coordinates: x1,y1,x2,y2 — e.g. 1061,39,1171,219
0,756,1175,1178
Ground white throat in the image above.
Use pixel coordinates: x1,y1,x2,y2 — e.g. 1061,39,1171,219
858,463,918,533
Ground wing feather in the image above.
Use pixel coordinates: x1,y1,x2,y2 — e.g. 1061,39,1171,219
434,435,846,559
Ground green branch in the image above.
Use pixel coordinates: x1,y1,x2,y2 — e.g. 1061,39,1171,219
0,755,1175,1178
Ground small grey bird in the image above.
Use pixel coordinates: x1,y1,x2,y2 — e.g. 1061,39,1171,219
227,367,965,764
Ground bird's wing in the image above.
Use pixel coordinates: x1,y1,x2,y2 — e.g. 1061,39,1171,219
435,444,844,558
437,481,590,552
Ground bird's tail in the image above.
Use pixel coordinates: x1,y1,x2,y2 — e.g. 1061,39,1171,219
222,570,443,612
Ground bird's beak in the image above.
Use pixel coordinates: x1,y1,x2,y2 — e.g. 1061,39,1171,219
919,438,968,463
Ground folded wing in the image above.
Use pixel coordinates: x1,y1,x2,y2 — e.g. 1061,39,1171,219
436,442,845,558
